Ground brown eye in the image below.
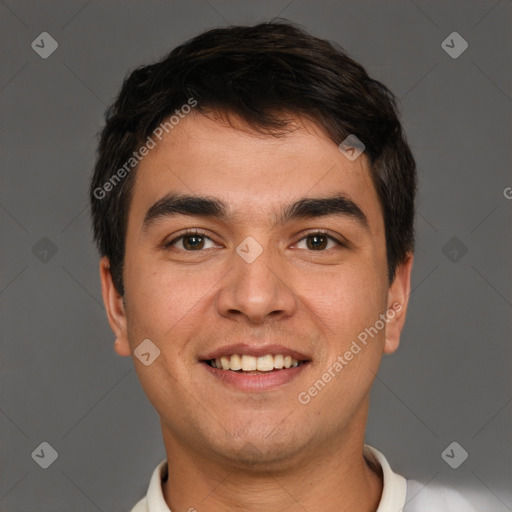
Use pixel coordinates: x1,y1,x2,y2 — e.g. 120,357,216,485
182,234,206,250
296,232,341,251
306,233,328,250
166,231,215,251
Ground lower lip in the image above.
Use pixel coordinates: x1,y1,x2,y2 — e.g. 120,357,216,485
201,361,309,391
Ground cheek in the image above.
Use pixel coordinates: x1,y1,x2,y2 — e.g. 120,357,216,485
300,257,387,340
294,264,386,421
124,256,221,343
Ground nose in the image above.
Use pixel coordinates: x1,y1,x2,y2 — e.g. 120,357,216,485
215,243,298,325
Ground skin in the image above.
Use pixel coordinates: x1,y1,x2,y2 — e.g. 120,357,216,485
100,112,413,512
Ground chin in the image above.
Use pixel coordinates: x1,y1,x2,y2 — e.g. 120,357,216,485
206,426,311,472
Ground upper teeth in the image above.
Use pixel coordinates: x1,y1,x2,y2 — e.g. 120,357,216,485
211,354,300,371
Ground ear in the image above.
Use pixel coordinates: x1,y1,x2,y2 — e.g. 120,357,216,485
383,253,414,355
99,256,131,357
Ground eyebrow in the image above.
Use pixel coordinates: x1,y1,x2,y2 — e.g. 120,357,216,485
142,193,370,232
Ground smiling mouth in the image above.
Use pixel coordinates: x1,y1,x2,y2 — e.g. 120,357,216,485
204,354,310,373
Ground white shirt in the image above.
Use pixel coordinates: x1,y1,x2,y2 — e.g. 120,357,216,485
130,445,478,512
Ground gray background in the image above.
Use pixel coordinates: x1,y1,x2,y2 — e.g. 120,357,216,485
1,0,511,510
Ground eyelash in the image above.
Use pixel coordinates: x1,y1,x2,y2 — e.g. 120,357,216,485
165,229,346,251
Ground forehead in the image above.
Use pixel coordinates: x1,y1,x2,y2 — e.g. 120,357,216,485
128,113,383,234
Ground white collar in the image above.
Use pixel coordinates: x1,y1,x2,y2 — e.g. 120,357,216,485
135,444,407,512
364,445,407,512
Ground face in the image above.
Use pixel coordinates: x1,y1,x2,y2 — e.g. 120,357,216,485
100,112,413,470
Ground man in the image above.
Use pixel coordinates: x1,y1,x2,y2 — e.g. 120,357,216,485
90,21,476,512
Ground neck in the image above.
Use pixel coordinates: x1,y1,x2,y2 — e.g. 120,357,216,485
160,409,383,512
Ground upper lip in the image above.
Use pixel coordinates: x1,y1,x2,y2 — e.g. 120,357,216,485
199,343,311,361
